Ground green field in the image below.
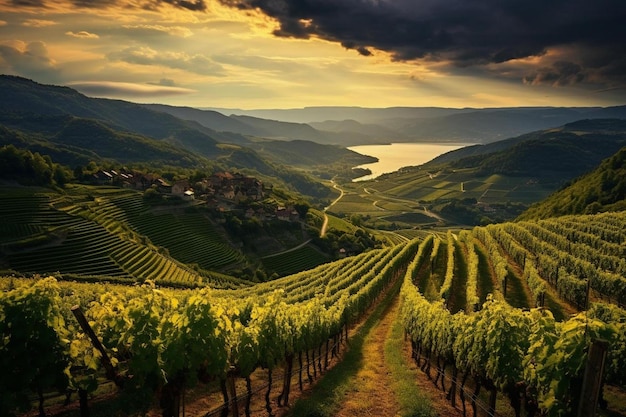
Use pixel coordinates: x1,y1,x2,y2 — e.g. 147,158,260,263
328,166,560,229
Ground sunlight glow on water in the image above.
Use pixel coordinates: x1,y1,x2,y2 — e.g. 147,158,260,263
348,142,469,181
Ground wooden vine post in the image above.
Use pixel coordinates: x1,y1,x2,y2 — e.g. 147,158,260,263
71,305,124,387
227,367,239,417
577,339,608,417
71,305,125,417
278,353,294,406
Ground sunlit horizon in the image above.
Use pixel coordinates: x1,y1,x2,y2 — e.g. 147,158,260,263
1,0,625,109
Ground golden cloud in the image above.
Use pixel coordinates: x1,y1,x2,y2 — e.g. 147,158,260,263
22,19,57,27
65,31,100,39
122,24,193,37
68,80,196,97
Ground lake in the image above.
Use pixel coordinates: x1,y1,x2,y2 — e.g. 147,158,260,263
348,142,470,181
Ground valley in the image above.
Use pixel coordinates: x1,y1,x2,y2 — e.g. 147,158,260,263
1,76,626,417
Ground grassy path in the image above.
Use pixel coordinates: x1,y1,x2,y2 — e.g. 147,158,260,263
283,278,403,417
333,293,403,417
284,275,457,417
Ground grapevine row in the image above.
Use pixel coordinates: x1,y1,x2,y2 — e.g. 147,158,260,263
459,231,480,312
400,248,626,417
0,239,420,417
503,222,626,306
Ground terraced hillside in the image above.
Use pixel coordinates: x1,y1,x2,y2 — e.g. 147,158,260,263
0,185,245,288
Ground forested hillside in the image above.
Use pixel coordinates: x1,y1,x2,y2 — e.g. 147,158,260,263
519,146,626,219
426,119,626,180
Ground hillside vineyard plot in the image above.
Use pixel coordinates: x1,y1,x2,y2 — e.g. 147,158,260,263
400,214,626,417
1,212,626,417
0,241,418,417
0,187,242,288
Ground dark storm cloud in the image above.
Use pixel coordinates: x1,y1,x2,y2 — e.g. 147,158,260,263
218,0,626,87
524,61,586,87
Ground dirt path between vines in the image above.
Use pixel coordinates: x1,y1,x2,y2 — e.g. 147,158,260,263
333,295,462,417
333,295,402,417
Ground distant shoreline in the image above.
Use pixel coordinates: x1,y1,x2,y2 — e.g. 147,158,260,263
348,142,471,181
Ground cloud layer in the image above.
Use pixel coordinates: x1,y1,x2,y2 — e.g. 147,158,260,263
218,0,626,88
68,80,196,97
2,0,624,107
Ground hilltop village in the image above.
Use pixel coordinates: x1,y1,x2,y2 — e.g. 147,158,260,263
90,169,301,222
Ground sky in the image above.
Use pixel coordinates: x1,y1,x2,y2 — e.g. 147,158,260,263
1,0,625,109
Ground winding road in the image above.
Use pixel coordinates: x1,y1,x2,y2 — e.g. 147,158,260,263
320,181,345,237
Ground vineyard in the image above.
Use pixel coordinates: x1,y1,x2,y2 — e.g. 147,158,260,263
0,241,418,417
0,186,245,288
400,216,626,417
260,244,329,276
1,210,626,417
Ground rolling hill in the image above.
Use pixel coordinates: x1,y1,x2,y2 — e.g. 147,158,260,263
0,76,229,159
247,139,376,168
0,115,206,167
427,118,626,163
424,119,626,179
518,145,626,220
0,76,375,199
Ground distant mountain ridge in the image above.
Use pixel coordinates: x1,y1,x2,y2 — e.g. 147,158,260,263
145,104,373,145
143,103,262,137
204,105,626,145
5,75,625,148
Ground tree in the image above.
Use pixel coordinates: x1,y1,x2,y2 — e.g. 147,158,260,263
293,201,310,219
